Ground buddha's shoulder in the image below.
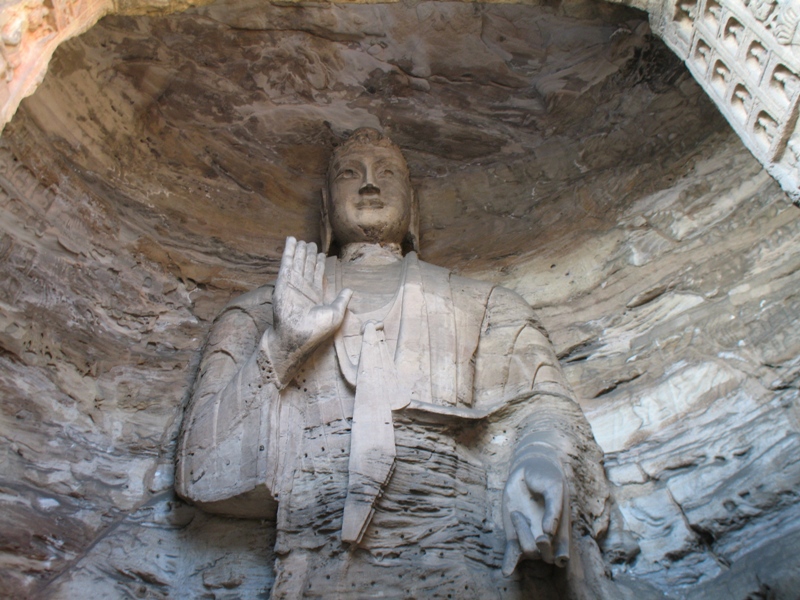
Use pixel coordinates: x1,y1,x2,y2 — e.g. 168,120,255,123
416,258,495,303
216,284,274,321
417,259,534,315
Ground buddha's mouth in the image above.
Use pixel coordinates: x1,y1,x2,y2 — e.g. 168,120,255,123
356,197,384,209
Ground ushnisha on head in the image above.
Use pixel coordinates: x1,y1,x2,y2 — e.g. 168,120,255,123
321,128,420,256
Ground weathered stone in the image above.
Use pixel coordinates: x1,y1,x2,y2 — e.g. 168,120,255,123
0,0,795,202
0,1,798,599
176,127,614,597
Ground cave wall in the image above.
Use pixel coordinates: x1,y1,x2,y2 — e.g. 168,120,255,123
0,1,799,598
0,0,798,201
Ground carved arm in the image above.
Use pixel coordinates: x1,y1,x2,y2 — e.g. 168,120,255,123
474,286,609,574
175,288,280,519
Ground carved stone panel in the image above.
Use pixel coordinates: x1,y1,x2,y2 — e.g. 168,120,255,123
659,0,800,202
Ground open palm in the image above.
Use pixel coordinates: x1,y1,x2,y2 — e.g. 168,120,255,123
268,237,352,383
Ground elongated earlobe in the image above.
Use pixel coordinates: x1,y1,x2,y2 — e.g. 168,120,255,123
320,188,333,255
405,190,421,255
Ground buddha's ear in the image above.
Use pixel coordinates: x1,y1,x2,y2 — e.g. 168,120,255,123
405,189,421,255
320,187,333,255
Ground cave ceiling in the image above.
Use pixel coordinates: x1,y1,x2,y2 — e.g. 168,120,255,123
4,0,726,293
6,4,799,598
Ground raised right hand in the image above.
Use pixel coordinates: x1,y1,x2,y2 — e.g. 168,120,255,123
266,237,352,383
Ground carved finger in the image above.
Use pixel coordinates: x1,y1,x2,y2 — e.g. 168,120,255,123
528,468,564,538
314,252,326,291
304,242,318,282
554,482,570,568
294,241,308,279
501,539,523,577
330,288,353,323
279,237,297,281
536,534,554,564
511,510,538,556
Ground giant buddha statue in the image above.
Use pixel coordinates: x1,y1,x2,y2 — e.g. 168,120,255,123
176,128,625,599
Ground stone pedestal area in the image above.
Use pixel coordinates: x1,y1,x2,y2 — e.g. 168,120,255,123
0,1,798,598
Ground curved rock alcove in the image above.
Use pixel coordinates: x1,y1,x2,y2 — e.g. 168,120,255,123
1,1,798,598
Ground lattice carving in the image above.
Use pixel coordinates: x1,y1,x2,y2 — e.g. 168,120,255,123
712,58,733,95
755,109,780,147
772,63,800,103
675,0,700,42
695,38,714,68
706,0,724,29
723,16,746,48
732,83,753,121
661,0,800,202
746,40,769,72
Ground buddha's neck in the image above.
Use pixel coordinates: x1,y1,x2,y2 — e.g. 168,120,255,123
339,242,403,266
339,243,404,313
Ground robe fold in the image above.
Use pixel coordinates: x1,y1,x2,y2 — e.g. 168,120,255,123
176,253,612,600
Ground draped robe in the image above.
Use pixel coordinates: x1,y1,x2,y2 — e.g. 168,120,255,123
176,252,612,599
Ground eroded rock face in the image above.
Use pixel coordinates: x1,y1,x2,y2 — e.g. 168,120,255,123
0,1,798,599
531,140,800,596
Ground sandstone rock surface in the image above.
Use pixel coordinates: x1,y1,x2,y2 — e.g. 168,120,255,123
0,0,796,202
0,1,798,599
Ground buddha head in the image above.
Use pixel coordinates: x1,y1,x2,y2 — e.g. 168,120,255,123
321,128,420,256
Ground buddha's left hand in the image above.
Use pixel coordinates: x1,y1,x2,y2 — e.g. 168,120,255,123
501,452,570,575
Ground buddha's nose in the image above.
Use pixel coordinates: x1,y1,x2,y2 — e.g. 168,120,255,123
359,165,381,195
359,182,380,195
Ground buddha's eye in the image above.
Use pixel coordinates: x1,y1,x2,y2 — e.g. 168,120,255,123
379,169,394,177
338,169,357,179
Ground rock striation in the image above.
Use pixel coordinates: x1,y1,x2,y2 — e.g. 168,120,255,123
0,0,796,203
0,1,798,599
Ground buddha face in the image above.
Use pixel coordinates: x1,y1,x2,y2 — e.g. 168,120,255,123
327,145,413,247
